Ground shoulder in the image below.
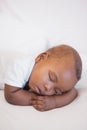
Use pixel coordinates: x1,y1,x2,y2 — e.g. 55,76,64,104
5,55,35,88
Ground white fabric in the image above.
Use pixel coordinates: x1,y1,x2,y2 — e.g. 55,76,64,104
5,55,35,88
0,51,23,89
0,88,87,130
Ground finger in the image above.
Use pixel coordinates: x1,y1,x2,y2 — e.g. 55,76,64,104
36,96,44,101
33,105,44,112
32,100,38,105
32,100,43,105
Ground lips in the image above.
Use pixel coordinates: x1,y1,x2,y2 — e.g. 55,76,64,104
33,86,41,94
34,86,40,93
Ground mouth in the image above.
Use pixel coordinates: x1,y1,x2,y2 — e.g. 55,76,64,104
34,86,41,94
30,85,42,95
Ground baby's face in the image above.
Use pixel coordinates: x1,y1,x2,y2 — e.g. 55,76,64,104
29,55,77,96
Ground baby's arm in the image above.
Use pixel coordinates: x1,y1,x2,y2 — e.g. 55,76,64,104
32,88,78,111
4,84,37,105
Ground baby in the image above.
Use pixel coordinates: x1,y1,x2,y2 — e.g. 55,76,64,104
4,44,82,111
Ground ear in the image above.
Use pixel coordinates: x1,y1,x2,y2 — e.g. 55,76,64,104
35,52,49,63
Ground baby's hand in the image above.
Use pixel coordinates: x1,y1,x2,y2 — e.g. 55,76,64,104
32,95,57,111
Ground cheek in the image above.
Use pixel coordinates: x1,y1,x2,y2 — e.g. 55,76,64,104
61,71,77,87
62,71,72,80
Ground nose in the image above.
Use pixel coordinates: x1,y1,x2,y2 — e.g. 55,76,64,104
44,84,52,91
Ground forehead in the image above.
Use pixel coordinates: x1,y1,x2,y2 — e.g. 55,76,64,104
47,53,75,69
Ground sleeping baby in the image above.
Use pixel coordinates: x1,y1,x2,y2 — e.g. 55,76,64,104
4,44,82,111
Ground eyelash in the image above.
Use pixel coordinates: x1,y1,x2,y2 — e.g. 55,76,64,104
49,75,53,82
49,71,57,82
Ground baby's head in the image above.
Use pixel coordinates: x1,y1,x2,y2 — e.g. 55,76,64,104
29,45,82,95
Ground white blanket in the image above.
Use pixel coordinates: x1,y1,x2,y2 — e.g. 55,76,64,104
0,88,87,130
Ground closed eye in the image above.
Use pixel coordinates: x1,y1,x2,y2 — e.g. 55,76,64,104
49,70,58,82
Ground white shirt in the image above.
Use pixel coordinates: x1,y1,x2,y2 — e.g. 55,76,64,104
5,55,35,88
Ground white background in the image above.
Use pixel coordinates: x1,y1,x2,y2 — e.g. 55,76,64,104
0,0,87,54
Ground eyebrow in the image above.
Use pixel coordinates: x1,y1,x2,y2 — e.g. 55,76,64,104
49,70,58,82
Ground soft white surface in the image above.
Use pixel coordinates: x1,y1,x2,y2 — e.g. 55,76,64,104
0,88,87,130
